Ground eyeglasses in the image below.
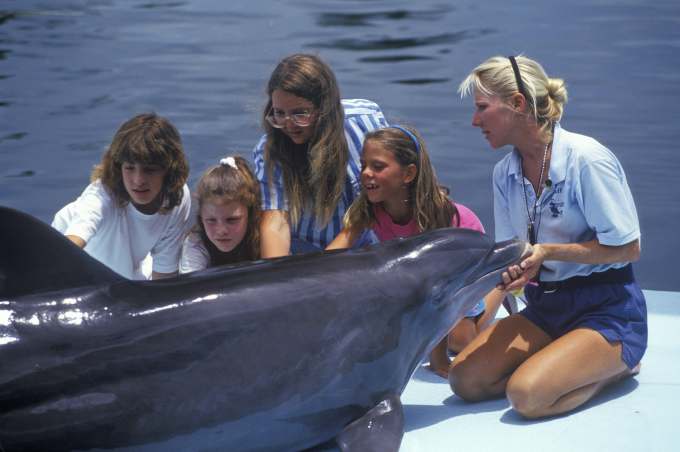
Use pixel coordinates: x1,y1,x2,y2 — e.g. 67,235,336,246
266,108,314,128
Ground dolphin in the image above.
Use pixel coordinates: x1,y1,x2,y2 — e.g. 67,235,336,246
0,206,528,452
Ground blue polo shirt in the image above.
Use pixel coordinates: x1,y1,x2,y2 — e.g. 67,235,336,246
493,123,640,281
253,99,388,251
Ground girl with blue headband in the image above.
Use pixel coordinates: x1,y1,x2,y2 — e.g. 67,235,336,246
327,125,508,378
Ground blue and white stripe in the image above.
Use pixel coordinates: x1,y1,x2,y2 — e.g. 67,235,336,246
252,98,388,251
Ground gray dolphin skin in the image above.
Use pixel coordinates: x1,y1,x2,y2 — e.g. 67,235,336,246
0,206,528,452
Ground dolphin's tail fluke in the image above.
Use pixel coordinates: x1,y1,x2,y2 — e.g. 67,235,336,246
0,206,124,299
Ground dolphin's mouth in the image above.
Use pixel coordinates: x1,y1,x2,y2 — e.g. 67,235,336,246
464,238,530,288
489,239,530,271
521,242,533,260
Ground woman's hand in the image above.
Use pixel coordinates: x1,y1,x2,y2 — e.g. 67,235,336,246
498,244,547,292
496,238,640,292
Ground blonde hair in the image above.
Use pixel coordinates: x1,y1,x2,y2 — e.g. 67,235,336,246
91,112,189,213
458,55,568,140
193,155,261,263
343,126,457,234
262,53,347,227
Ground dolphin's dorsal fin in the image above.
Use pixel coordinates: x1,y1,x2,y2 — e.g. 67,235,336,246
0,206,124,299
336,394,404,452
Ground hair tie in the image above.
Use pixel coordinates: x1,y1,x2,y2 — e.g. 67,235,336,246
508,55,528,100
391,125,420,154
220,157,238,170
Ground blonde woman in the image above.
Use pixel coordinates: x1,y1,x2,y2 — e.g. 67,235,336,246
451,55,646,419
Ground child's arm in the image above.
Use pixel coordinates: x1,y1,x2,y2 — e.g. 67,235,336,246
52,182,109,249
326,227,359,250
66,235,86,248
152,270,178,280
149,185,192,278
260,210,291,258
179,233,210,274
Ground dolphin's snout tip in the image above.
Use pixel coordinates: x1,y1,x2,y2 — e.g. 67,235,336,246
492,238,531,262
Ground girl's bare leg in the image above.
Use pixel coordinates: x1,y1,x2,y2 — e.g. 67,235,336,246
449,315,551,401
448,289,508,354
447,318,478,355
428,338,452,378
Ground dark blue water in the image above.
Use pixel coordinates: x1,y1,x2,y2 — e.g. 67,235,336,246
1,0,678,290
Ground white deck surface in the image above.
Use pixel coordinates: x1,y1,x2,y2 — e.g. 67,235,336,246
400,290,680,452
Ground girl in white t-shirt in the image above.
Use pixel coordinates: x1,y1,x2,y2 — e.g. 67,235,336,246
52,113,192,280
179,156,262,274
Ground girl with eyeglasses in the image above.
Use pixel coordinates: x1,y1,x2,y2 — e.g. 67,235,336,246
450,55,646,419
253,53,389,257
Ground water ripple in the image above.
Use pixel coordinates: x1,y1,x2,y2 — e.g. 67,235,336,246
138,1,187,9
0,12,18,26
0,132,27,144
48,95,114,117
358,54,435,63
5,169,35,178
317,8,452,27
312,29,494,51
392,78,450,86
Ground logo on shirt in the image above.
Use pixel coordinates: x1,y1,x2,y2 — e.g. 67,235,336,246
547,186,563,218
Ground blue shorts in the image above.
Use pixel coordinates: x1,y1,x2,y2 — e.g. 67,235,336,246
464,300,485,318
521,266,647,369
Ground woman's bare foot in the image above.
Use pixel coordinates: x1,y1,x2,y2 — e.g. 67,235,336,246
630,362,641,376
601,362,642,388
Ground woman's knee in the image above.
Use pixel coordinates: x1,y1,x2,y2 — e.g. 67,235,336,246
505,373,546,418
449,360,493,402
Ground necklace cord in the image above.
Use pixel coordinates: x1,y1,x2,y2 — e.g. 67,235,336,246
520,143,549,245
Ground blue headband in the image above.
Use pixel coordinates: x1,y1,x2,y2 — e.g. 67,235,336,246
391,125,421,154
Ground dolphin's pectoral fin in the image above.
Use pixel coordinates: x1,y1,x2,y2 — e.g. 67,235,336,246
336,394,404,452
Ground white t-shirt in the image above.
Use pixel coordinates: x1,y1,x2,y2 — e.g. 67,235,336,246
179,231,210,274
52,180,192,279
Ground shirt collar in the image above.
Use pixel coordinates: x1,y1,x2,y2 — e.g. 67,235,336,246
548,122,567,185
508,122,566,184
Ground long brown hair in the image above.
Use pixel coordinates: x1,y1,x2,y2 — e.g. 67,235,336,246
343,126,457,233
193,156,261,264
262,53,348,227
91,112,189,213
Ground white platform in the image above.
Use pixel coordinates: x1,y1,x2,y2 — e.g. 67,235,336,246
400,290,680,452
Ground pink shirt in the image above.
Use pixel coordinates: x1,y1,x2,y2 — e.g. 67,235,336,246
372,202,484,242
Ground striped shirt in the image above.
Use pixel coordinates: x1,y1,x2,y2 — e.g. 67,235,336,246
253,99,388,251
